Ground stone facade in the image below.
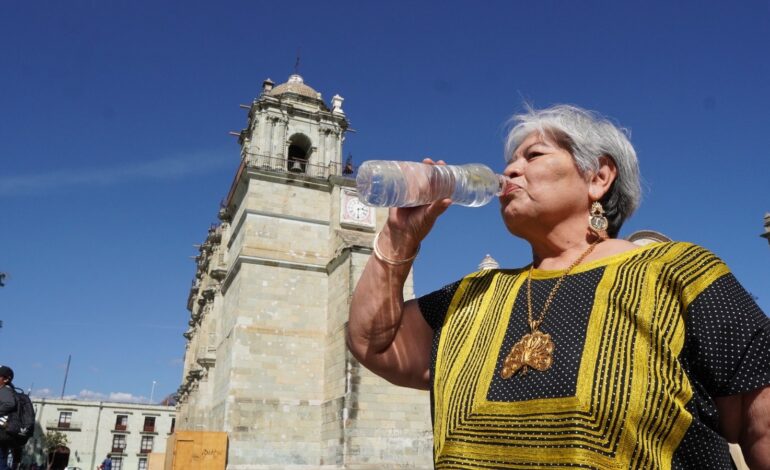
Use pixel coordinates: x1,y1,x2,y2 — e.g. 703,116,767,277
25,398,175,470
177,75,433,469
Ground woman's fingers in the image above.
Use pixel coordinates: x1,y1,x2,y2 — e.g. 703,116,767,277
421,157,446,166
384,157,452,244
426,198,452,219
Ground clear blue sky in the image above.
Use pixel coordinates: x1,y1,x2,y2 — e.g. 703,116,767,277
1,1,769,403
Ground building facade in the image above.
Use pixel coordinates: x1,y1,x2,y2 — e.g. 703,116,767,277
26,398,175,470
176,74,433,469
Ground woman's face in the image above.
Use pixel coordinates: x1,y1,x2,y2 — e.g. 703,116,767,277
499,131,591,237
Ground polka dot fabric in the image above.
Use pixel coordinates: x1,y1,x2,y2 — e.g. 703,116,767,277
420,280,461,331
673,272,770,469
487,268,604,402
682,273,770,396
416,242,770,469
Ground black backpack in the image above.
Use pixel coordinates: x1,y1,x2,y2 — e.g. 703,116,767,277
6,386,35,444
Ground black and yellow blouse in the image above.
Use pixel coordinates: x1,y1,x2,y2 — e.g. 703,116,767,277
418,242,770,469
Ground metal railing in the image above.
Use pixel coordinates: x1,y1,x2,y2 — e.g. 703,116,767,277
241,152,341,179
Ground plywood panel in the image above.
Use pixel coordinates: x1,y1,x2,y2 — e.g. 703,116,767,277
165,431,227,470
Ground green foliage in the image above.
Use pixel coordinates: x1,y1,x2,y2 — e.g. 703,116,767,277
43,430,69,452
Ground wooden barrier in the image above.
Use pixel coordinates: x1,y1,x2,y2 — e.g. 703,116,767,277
164,431,227,470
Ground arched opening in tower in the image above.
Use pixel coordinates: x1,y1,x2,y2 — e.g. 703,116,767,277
287,133,312,174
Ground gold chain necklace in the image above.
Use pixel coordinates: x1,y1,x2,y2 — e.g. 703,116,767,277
500,240,599,379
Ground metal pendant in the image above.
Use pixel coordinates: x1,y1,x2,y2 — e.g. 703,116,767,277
500,330,555,379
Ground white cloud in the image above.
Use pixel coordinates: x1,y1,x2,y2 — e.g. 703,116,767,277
77,390,148,403
78,389,107,400
29,389,79,400
30,388,53,398
0,152,231,196
109,392,147,403
30,388,150,404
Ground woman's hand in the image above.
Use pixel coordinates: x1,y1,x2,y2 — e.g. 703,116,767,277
378,158,452,260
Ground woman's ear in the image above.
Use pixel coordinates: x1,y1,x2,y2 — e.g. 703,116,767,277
588,155,617,201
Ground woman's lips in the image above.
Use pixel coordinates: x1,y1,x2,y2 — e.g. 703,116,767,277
502,183,522,196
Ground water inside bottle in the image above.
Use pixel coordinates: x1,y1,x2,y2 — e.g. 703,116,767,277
450,164,504,207
356,160,508,207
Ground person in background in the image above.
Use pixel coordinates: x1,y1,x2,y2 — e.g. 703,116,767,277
98,454,112,470
348,105,770,469
0,366,19,470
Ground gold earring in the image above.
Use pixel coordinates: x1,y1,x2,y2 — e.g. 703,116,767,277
589,201,609,232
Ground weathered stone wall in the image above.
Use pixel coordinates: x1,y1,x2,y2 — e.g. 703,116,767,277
344,363,433,469
321,245,352,466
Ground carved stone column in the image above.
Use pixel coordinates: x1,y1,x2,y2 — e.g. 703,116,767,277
269,116,279,158
280,117,289,160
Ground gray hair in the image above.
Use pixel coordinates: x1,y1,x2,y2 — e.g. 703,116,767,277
504,104,641,237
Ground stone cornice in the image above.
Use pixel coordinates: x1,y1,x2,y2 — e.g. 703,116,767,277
221,244,374,295
228,209,329,250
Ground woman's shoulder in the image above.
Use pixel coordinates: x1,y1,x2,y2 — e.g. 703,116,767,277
598,239,710,256
577,240,726,272
644,240,724,261
593,238,639,258
601,239,720,258
621,240,731,286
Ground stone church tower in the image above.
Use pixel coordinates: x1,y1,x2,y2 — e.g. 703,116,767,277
177,74,433,469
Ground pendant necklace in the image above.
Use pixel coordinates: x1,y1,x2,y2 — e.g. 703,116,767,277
500,240,599,379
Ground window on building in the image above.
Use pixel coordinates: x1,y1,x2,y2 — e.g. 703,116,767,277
112,434,127,453
113,457,123,470
169,417,175,434
140,436,154,454
58,412,72,428
115,415,128,431
143,416,156,433
138,458,148,470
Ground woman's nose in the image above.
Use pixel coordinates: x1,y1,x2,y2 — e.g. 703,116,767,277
503,158,524,178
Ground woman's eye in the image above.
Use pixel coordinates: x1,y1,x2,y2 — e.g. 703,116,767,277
527,152,543,159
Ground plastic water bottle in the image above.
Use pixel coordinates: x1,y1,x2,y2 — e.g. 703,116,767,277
356,160,507,207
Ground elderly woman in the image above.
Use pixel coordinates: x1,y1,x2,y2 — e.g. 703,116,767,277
347,105,770,469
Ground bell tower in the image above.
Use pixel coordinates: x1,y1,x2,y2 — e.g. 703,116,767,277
240,74,348,175
176,74,433,469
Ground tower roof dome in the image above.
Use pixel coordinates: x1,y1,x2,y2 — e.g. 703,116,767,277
269,74,320,99
478,254,500,270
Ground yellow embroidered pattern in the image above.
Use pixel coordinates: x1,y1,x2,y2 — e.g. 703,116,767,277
432,242,729,469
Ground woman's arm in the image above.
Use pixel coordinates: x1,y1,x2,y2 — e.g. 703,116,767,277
347,193,450,390
717,385,770,469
